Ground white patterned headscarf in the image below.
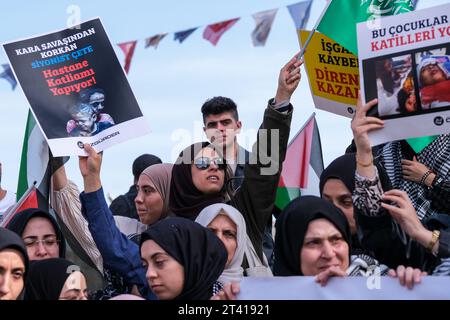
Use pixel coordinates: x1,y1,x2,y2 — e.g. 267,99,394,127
196,204,246,283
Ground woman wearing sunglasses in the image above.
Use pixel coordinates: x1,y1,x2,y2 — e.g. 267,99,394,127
78,53,302,299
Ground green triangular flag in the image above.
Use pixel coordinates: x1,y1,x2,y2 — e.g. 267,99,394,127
406,135,438,154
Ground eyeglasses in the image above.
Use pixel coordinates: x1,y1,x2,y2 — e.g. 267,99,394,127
193,157,226,170
23,235,60,248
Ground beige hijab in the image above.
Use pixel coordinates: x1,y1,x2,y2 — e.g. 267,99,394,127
140,163,173,219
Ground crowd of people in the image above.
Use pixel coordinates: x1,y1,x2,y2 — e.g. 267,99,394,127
1,52,450,301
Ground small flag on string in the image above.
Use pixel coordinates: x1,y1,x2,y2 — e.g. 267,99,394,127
251,9,278,47
118,40,138,74
203,18,240,46
0,64,17,90
174,27,198,43
145,33,168,49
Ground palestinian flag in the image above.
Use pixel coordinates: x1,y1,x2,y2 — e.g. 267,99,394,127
317,0,417,55
275,114,324,212
0,111,50,226
16,110,51,207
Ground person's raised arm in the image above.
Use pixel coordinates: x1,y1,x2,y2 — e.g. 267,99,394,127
79,144,102,193
51,162,103,272
78,144,151,297
351,95,384,179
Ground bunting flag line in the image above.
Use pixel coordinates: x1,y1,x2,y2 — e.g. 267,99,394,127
145,33,168,49
317,0,417,55
174,27,198,43
203,18,240,46
118,40,138,74
0,63,17,90
2,2,314,78
251,9,278,47
275,114,324,212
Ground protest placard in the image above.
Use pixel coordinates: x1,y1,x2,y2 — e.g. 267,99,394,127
3,18,150,156
300,30,359,117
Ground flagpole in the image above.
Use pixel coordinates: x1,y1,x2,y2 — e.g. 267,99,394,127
0,181,36,227
297,0,334,60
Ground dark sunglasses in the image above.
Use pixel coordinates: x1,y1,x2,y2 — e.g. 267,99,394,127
193,157,226,170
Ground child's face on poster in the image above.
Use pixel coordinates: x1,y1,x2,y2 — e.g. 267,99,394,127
75,112,96,134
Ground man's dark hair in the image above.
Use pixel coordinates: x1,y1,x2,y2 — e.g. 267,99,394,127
132,154,162,182
201,96,239,124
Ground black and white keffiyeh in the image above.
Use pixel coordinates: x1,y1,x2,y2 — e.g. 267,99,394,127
347,254,389,277
377,134,450,220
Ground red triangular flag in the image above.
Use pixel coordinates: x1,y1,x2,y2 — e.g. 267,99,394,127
1,185,38,227
203,18,240,46
118,41,138,74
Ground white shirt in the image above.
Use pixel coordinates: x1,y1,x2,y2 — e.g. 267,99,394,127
0,190,16,222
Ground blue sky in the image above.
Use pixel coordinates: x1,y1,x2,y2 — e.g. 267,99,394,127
0,0,447,199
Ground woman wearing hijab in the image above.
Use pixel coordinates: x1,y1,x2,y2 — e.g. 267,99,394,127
79,162,173,300
140,217,227,300
168,139,285,271
0,227,28,300
273,196,425,289
24,258,88,300
6,208,66,261
195,203,272,284
319,153,392,257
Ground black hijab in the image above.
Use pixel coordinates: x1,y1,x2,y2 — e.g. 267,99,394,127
140,217,227,300
319,153,356,196
24,258,80,300
6,208,66,258
0,227,29,269
0,227,29,299
169,142,229,219
273,196,351,276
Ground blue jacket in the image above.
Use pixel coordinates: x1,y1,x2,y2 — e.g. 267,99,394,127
80,188,156,300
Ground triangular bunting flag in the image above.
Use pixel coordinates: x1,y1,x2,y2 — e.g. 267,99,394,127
287,0,312,30
118,40,138,74
203,18,240,46
145,33,168,49
0,64,17,90
251,9,278,47
275,114,324,212
174,27,198,43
